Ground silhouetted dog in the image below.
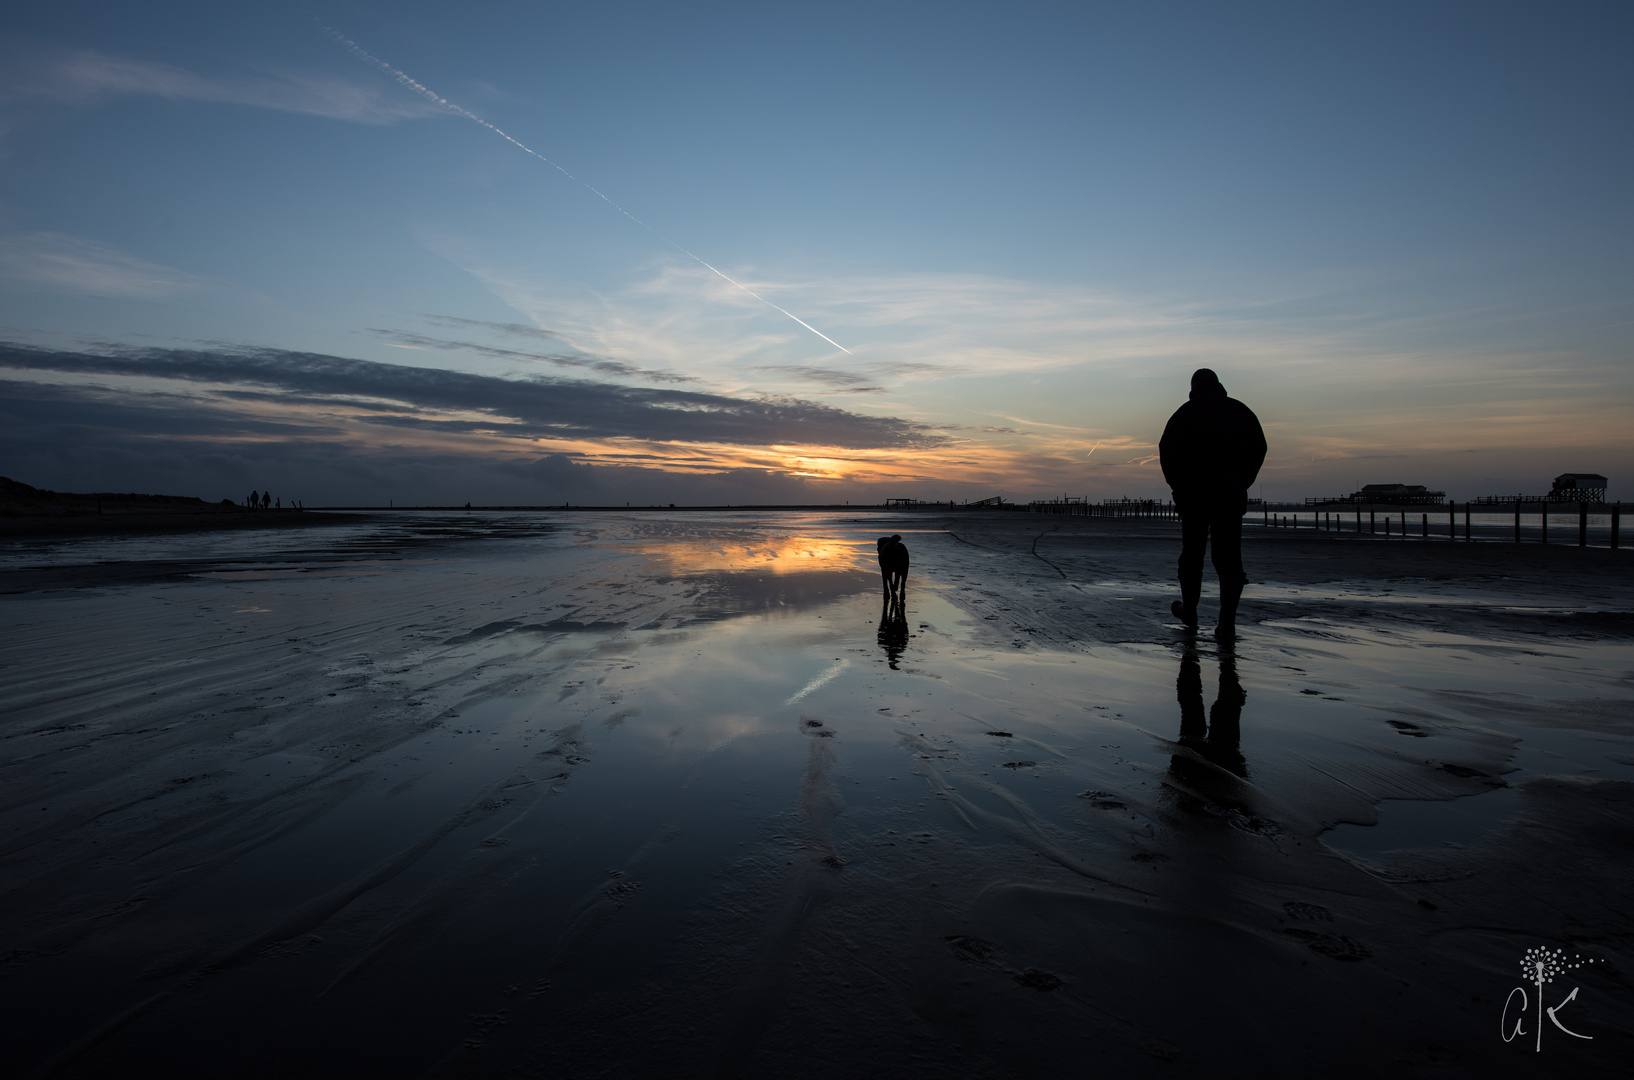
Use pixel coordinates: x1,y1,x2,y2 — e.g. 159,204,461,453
876,534,909,602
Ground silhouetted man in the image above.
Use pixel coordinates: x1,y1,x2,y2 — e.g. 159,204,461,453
1159,369,1266,638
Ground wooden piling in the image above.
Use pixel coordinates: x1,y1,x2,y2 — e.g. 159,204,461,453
1514,500,1521,543
1579,504,1588,548
1614,505,1621,550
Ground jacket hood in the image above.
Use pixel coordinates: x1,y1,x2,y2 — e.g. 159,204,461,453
1189,368,1227,400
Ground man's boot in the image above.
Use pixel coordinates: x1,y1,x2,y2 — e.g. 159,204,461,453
1170,576,1201,629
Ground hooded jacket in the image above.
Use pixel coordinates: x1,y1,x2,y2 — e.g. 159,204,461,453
1158,374,1267,497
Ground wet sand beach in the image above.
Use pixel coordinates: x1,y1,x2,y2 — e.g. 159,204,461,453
2,510,1630,1077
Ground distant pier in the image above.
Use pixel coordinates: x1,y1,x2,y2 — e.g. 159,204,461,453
880,492,1625,550
1251,499,1622,549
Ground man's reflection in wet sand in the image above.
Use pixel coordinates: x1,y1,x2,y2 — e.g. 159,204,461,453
1172,645,1247,781
877,591,909,669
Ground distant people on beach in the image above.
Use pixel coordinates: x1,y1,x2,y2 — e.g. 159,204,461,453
248,489,258,509
876,535,909,604
1159,369,1267,639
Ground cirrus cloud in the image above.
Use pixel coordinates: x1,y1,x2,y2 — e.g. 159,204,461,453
4,49,445,125
0,232,203,300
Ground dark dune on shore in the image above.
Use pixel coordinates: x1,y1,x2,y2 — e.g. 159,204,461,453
1,509,1629,1077
0,475,243,517
0,477,367,540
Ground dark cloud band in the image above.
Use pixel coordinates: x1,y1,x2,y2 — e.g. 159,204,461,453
0,341,946,450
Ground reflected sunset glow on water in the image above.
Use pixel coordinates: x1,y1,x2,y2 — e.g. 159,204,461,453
601,526,876,577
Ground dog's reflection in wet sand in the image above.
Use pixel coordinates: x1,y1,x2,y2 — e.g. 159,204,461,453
875,535,910,668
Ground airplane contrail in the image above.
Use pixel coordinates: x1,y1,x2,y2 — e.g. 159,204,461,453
324,28,851,355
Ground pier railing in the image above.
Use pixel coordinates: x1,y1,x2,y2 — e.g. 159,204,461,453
1025,497,1177,519
1254,500,1623,549
1304,494,1448,506
896,495,1624,549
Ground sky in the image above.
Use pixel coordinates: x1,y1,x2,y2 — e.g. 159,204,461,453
1,0,1630,506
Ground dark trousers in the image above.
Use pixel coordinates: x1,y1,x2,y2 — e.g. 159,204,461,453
1176,491,1247,616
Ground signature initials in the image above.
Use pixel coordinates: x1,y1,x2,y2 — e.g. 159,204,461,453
1501,986,1594,1050
1501,945,1596,1052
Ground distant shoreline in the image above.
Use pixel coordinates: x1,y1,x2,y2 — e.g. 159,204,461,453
313,504,912,512
0,508,373,539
